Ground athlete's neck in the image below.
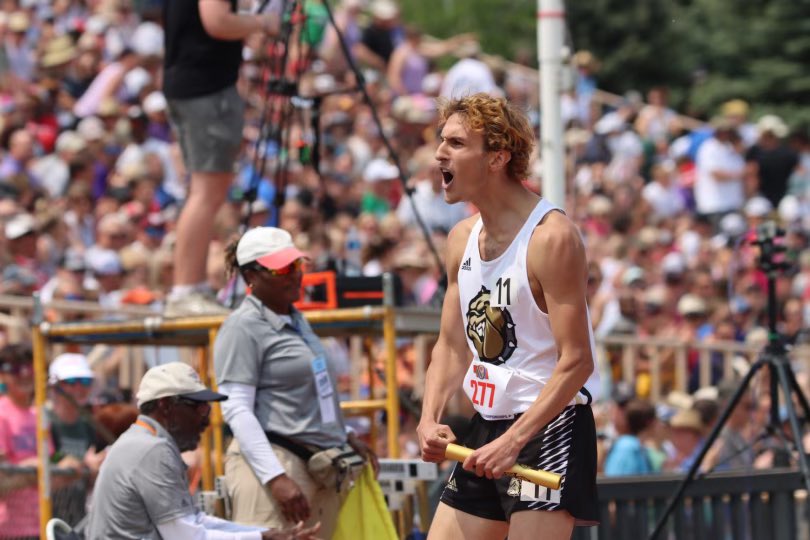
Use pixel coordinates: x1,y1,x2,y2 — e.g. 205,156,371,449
475,182,541,239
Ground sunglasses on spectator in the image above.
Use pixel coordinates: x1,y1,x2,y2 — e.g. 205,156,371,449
1,364,33,377
173,396,211,413
63,377,93,387
255,259,304,277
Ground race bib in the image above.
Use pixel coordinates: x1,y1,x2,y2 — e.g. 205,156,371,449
463,360,516,420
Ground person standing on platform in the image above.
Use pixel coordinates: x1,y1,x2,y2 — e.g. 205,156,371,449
162,0,280,317
417,94,601,539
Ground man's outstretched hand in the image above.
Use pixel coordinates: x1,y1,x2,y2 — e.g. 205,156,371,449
261,520,321,540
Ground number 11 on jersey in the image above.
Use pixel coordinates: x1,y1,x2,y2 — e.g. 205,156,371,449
491,277,511,307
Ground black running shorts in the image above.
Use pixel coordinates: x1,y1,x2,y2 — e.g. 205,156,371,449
439,405,598,525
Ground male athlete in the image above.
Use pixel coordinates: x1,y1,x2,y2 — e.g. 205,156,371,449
417,94,601,539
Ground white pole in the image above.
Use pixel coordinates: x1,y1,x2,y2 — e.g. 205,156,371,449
538,0,566,209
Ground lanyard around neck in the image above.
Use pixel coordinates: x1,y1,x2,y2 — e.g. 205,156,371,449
135,419,157,436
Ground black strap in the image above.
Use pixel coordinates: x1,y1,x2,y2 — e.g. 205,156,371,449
580,386,593,405
265,431,315,461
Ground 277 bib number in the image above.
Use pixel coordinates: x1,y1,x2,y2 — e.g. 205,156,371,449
463,360,516,420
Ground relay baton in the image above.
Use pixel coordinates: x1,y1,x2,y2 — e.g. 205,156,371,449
444,443,562,490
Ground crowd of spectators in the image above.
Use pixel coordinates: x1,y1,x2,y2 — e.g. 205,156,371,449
0,0,808,507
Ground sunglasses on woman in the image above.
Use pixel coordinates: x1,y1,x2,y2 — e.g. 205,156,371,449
63,377,93,387
255,259,304,277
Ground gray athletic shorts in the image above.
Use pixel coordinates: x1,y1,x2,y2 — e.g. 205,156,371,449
167,85,244,174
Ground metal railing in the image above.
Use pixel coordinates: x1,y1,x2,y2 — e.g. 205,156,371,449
574,468,809,540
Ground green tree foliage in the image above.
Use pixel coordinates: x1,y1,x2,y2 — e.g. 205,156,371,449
401,0,810,125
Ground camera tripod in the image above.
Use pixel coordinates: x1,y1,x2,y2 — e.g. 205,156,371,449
650,222,810,539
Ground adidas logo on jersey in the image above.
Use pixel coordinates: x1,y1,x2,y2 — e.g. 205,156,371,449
461,258,472,271
446,477,458,492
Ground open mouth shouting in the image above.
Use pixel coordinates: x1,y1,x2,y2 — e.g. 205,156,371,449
440,167,454,188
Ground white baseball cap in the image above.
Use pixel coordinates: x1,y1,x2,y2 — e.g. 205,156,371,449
5,213,36,240
143,91,167,114
136,362,227,407
49,353,94,384
363,158,399,183
236,227,307,270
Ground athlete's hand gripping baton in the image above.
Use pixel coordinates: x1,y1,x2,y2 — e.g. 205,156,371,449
444,443,562,490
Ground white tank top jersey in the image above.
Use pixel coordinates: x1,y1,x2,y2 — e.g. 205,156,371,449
457,199,601,420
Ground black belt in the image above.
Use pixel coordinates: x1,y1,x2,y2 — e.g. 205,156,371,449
265,431,320,461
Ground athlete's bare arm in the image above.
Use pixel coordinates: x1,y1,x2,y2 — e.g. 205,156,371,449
462,211,594,478
418,216,477,462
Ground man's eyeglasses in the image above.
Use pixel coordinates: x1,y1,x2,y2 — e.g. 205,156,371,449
256,259,304,277
63,377,93,387
173,396,211,413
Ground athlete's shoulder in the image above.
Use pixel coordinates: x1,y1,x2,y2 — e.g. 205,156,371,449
532,208,582,246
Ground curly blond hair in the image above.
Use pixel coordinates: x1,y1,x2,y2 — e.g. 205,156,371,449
437,93,534,181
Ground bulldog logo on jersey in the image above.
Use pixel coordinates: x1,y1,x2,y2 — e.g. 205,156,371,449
465,286,517,365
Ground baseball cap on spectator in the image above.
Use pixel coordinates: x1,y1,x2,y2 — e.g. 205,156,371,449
721,99,749,117
778,195,800,223
5,213,37,239
124,67,153,97
143,91,167,115
594,112,625,135
364,158,399,183
87,249,123,276
370,0,399,20
669,408,704,432
84,14,110,35
643,285,668,308
587,195,612,217
98,98,121,117
744,196,773,218
621,266,645,287
61,248,87,272
49,353,94,384
131,21,164,57
40,36,77,68
677,294,707,317
693,386,719,402
77,116,106,141
136,362,227,407
637,226,658,250
236,227,308,269
421,72,442,95
662,252,686,277
719,212,747,238
756,114,788,138
8,12,30,33
55,130,87,154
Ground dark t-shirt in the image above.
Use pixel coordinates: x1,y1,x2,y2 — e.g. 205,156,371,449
361,24,396,64
163,0,243,99
745,144,799,207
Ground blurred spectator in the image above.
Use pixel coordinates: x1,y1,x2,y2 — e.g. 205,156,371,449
704,381,755,472
746,115,799,208
666,408,705,472
48,353,104,527
354,0,403,71
0,343,38,538
604,398,657,476
694,119,745,228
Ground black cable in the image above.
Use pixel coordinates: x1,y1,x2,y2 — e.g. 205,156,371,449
319,0,445,281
